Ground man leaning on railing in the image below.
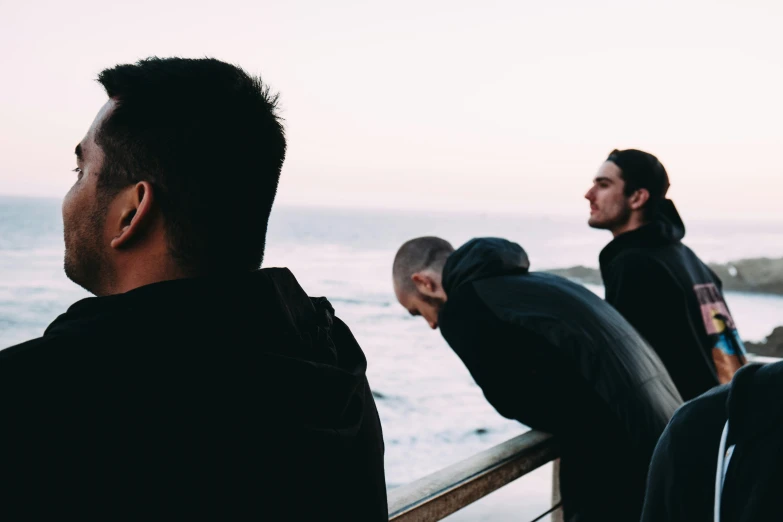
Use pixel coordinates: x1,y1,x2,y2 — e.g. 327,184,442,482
392,236,682,522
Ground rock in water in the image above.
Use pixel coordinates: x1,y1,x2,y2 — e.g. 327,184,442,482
746,327,783,357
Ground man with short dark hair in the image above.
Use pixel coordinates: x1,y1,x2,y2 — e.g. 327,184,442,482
0,57,387,520
586,149,747,401
393,236,682,522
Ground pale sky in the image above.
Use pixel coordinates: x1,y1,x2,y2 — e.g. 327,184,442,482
1,0,782,219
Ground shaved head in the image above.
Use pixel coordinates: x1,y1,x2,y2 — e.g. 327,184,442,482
393,236,454,294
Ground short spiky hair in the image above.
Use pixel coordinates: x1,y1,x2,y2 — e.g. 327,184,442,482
393,237,455,293
96,57,286,273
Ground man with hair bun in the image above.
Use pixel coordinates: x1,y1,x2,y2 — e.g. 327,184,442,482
586,149,747,401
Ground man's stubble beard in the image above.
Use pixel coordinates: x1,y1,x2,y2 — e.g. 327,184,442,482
588,201,632,232
64,199,113,296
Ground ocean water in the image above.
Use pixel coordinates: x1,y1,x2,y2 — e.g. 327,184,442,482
2,196,782,502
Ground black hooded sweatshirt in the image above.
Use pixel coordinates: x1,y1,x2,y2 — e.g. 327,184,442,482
641,362,783,522
600,200,747,401
0,269,387,521
438,238,682,522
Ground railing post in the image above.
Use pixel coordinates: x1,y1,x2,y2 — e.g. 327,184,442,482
551,458,564,522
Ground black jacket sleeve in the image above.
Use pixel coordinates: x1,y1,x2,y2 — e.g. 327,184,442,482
439,282,613,436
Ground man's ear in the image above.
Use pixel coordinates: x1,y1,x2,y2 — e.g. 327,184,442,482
411,272,436,296
110,181,156,250
629,188,650,211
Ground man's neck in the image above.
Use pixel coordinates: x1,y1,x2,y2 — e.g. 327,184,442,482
611,215,648,238
100,254,192,296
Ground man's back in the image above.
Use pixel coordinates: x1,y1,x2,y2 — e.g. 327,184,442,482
437,238,681,521
642,362,783,522
0,270,388,520
600,201,747,400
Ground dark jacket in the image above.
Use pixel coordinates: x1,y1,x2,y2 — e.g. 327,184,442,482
600,200,747,401
438,238,682,522
0,269,387,521
641,362,783,522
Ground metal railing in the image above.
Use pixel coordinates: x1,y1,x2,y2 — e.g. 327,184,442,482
388,430,561,522
388,355,779,521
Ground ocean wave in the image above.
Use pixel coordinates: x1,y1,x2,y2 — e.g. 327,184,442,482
327,297,391,308
746,327,783,357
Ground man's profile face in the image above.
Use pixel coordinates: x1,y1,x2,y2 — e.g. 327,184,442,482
62,99,116,294
585,161,632,231
395,284,445,330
